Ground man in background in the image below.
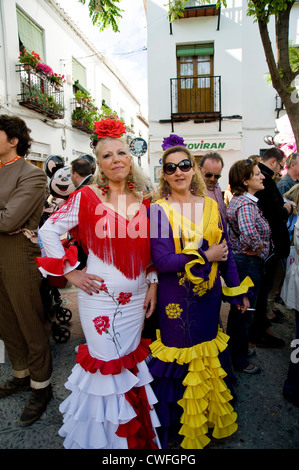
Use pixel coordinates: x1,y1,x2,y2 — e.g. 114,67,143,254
70,158,92,191
199,152,227,223
277,152,299,196
250,147,295,348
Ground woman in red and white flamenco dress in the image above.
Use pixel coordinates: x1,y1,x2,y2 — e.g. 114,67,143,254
36,119,161,449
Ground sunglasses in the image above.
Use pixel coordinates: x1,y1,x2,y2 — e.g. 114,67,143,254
163,159,193,175
204,173,222,179
244,158,253,166
277,161,284,171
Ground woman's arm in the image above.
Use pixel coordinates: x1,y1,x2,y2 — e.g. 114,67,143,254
37,191,103,295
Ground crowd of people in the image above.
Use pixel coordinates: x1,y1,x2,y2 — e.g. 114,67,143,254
0,114,298,449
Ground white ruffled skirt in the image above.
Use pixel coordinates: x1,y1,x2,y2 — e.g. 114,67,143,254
59,361,160,449
58,253,161,449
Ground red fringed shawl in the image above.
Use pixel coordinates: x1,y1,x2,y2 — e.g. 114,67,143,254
50,186,152,280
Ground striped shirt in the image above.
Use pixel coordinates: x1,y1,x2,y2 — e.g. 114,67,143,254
206,184,227,223
226,192,271,260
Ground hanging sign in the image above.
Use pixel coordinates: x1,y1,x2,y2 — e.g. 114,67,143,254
129,138,148,157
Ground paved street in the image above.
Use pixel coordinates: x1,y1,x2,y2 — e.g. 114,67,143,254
0,285,299,450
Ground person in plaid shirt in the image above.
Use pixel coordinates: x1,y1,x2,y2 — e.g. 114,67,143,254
226,157,271,374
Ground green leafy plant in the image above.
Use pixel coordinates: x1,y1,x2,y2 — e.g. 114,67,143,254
78,0,124,32
24,86,64,116
72,89,100,129
97,105,126,123
18,49,41,67
72,106,96,130
74,90,89,101
71,107,86,121
289,41,299,73
49,73,66,86
165,0,226,21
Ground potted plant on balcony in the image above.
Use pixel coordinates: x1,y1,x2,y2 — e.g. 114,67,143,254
49,73,66,90
18,49,41,72
74,89,91,106
71,89,100,132
47,95,65,117
71,107,86,126
36,62,54,77
99,105,122,121
22,85,64,119
71,106,97,132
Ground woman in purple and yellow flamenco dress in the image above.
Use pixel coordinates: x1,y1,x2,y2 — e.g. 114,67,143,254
148,140,252,449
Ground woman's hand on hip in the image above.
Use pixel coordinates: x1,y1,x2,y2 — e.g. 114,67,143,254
64,267,104,295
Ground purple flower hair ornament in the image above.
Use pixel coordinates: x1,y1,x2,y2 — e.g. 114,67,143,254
162,134,187,151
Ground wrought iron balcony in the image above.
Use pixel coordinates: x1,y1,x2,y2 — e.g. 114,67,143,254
16,64,65,119
183,1,220,19
169,2,221,32
170,75,222,130
70,99,98,134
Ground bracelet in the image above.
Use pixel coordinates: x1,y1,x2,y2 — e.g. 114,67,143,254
146,271,159,285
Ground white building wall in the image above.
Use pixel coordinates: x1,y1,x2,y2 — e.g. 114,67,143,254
147,0,299,191
0,0,149,175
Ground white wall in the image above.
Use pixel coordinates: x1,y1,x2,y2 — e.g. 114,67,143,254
147,0,299,190
0,0,149,174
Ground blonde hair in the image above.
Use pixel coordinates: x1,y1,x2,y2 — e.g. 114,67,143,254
154,145,206,201
91,137,149,197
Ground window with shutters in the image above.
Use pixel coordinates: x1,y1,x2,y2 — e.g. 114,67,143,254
170,42,221,130
16,8,44,61
72,58,87,89
176,44,214,113
120,108,126,121
101,84,111,108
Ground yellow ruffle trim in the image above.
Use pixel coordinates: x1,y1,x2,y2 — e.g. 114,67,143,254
222,275,254,297
182,243,206,285
150,328,238,449
182,242,219,294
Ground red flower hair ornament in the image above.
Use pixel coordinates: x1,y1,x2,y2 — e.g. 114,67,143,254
93,118,126,139
90,118,127,149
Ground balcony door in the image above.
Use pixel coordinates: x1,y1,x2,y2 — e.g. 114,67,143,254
177,44,214,114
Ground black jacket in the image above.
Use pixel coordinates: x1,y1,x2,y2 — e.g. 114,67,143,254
255,162,290,259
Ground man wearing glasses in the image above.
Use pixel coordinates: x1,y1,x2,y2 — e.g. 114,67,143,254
277,152,299,196
249,147,295,348
199,152,227,223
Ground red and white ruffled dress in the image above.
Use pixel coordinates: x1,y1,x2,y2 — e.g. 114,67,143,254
37,186,161,449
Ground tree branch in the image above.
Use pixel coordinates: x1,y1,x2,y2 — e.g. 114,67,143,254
276,2,296,83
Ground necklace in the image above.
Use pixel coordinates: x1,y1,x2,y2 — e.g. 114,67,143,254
0,156,22,168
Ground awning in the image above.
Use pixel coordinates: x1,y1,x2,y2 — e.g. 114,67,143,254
176,44,214,57
150,137,241,154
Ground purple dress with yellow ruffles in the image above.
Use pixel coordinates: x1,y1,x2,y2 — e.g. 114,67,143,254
148,197,252,449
